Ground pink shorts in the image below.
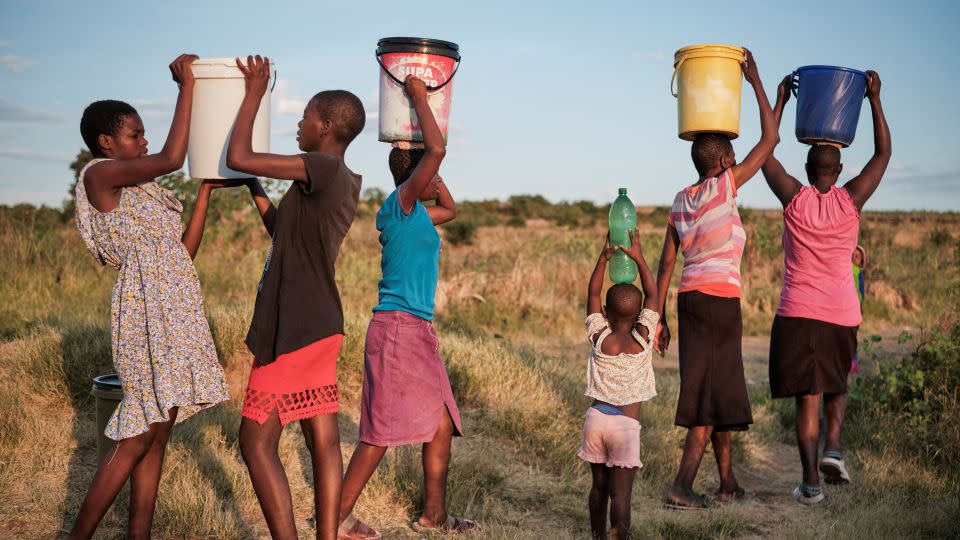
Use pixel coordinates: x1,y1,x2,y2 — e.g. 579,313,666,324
576,408,643,469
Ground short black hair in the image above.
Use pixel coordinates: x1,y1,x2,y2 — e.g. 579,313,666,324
605,283,642,322
691,133,734,176
807,144,841,177
80,100,138,157
388,148,425,186
311,90,365,144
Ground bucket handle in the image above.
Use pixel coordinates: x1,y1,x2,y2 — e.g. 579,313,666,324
790,70,798,98
376,53,460,93
670,56,686,98
672,52,747,97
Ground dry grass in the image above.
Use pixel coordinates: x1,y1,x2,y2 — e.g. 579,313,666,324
0,204,958,538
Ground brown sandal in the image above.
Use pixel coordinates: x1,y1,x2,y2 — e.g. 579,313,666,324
410,515,478,534
664,492,710,510
713,486,746,503
338,515,382,540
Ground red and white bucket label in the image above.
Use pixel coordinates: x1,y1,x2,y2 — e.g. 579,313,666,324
378,52,456,143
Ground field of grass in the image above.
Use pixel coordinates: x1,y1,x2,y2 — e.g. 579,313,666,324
0,197,958,539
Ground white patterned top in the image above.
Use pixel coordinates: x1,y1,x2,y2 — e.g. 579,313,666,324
584,309,659,406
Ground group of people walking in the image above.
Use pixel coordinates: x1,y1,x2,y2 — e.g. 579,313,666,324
64,46,889,540
576,49,889,538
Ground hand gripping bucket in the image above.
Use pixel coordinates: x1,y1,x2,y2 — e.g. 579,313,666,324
91,374,123,460
792,65,867,148
188,58,275,179
377,37,460,143
671,45,746,140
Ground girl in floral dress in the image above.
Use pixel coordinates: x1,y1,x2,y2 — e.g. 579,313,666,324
66,54,231,539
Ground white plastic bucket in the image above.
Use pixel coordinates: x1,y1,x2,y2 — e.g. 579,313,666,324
377,38,460,143
188,58,273,179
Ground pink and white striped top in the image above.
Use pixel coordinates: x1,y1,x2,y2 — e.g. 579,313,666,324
668,169,745,298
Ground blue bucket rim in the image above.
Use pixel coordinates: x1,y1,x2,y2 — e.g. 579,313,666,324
796,65,866,77
93,373,121,390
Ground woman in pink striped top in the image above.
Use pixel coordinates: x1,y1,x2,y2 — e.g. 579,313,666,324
761,72,890,505
654,48,780,510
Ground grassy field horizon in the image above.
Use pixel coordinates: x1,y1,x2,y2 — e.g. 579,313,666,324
0,193,958,539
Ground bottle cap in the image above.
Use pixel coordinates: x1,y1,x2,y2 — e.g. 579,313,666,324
618,188,628,195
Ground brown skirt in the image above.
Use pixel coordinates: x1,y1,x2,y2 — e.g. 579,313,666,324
675,291,753,432
769,315,857,398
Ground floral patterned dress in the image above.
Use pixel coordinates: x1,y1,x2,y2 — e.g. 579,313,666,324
76,159,230,440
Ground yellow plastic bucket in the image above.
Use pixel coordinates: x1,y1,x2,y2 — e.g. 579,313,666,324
671,44,746,140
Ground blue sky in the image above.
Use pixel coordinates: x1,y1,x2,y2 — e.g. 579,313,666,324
1,0,958,210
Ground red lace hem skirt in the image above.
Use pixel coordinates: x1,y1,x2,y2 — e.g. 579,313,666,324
241,334,343,425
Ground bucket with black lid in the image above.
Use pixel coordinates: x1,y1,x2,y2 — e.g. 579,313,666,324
91,374,123,459
377,37,460,143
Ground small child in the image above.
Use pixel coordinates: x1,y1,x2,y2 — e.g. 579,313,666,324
227,55,366,539
654,48,779,509
580,229,659,540
68,54,232,538
850,245,867,375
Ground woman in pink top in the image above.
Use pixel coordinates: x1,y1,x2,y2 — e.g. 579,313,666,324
761,72,890,505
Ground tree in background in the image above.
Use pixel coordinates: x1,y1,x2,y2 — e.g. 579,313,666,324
64,149,94,220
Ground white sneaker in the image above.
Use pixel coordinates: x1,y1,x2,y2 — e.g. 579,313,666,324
793,485,825,505
819,456,851,484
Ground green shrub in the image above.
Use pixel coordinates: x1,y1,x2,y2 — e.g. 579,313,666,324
444,220,476,246
851,324,960,475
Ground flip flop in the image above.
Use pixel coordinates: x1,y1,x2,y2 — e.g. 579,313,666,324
664,492,709,510
338,515,382,540
409,515,478,534
713,486,746,503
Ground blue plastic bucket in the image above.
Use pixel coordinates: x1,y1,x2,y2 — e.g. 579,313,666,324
793,66,867,147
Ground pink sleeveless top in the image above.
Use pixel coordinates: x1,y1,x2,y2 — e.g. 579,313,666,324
777,186,861,327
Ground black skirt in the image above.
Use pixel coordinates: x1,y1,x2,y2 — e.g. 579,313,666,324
769,315,858,398
675,291,753,432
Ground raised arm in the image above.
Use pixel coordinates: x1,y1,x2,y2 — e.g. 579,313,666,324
245,178,278,236
730,48,780,189
426,176,457,225
761,74,803,208
587,235,617,316
227,56,307,182
398,77,446,214
85,54,199,192
181,179,246,258
654,223,680,354
843,71,891,212
620,228,658,311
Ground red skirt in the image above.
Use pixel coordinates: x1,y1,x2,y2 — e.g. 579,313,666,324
241,334,343,425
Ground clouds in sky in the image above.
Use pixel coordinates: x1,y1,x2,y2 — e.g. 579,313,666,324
0,98,59,123
1,54,32,72
0,149,70,163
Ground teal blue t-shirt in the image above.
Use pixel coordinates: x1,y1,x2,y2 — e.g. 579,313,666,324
373,189,440,320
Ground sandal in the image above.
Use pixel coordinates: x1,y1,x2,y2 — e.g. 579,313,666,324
409,514,478,534
664,492,709,510
713,486,746,503
338,515,382,540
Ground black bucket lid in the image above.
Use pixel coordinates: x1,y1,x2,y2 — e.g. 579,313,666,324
377,37,460,61
93,373,122,390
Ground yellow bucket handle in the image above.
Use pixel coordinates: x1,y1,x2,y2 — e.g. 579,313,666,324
670,56,686,98
671,51,746,97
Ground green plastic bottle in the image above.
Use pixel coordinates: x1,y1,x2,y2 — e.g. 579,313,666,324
608,187,638,284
